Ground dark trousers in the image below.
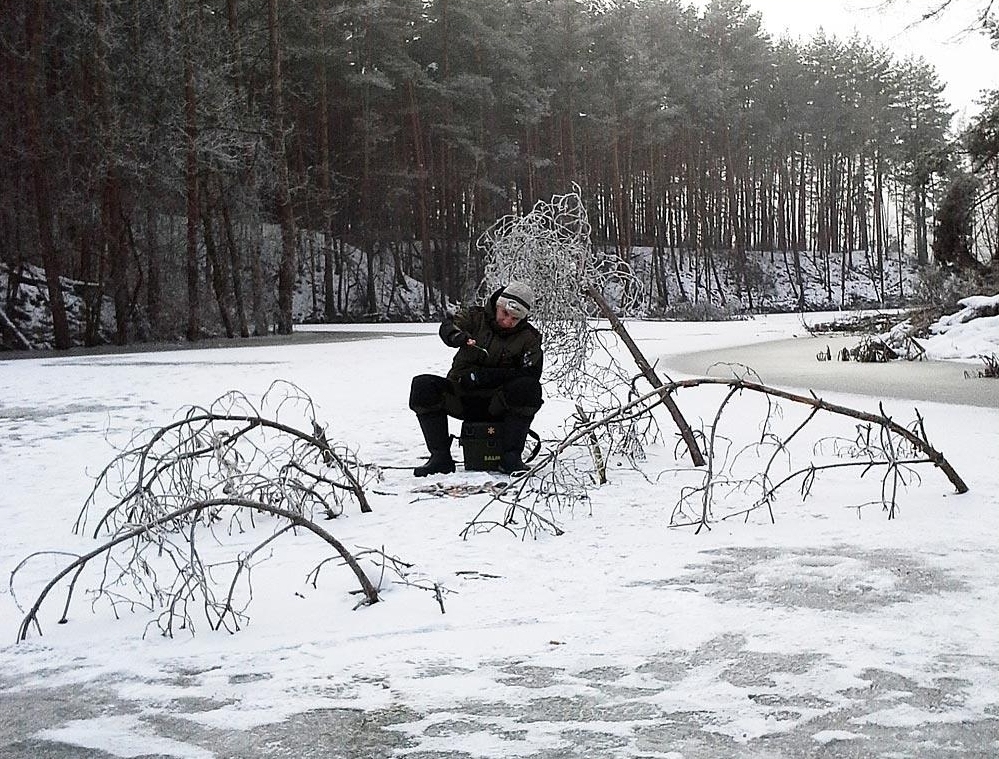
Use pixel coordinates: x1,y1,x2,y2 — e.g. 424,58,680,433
409,374,543,421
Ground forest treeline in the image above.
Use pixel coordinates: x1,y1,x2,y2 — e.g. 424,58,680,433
2,0,998,349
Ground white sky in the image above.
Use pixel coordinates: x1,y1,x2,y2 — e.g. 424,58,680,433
744,0,998,122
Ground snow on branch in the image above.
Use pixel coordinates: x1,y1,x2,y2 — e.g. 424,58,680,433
476,186,641,396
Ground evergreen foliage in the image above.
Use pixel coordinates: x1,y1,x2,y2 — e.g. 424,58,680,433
0,0,992,346
933,174,981,270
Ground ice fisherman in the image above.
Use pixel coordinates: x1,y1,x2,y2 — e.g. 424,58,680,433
409,281,544,476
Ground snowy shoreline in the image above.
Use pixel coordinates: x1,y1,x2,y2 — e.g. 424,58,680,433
6,314,996,409
665,334,999,409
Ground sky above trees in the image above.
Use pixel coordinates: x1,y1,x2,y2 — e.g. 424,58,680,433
725,0,998,119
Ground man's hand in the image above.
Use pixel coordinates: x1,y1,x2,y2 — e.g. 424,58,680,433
459,367,511,389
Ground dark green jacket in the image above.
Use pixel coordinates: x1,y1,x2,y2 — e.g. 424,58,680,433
439,289,543,388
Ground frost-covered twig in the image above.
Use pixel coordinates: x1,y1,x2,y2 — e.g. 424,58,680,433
76,382,374,539
476,186,703,466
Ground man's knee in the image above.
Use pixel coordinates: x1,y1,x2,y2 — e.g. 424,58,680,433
505,376,543,407
492,376,543,417
409,374,449,413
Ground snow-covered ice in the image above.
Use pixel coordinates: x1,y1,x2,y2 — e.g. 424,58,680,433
1,311,996,758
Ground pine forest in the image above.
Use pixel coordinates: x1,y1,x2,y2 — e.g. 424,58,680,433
2,0,997,349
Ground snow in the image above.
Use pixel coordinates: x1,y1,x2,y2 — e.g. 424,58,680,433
37,716,215,759
812,729,867,745
924,314,999,360
923,293,999,361
1,310,996,757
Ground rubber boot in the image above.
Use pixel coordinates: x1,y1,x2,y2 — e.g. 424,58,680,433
499,414,532,474
414,413,455,477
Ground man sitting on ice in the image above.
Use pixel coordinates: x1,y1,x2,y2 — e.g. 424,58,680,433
408,281,543,476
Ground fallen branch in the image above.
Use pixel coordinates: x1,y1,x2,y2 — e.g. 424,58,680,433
15,497,380,643
683,377,967,495
12,384,400,642
75,383,374,538
460,374,967,538
0,306,33,350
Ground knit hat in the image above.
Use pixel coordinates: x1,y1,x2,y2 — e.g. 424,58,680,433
497,280,534,319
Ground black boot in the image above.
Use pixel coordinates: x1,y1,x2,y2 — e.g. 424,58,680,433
499,414,532,474
414,413,455,477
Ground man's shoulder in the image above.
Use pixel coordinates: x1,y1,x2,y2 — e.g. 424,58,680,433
521,321,542,343
448,305,485,324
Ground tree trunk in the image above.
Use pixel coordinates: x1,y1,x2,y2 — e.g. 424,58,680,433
181,0,201,341
202,188,235,337
586,286,705,468
915,186,929,265
408,80,434,319
145,207,162,339
797,135,808,252
874,154,886,297
218,190,250,337
24,0,71,349
251,232,268,336
269,0,297,334
94,0,130,345
365,239,378,315
723,131,747,302
315,30,337,324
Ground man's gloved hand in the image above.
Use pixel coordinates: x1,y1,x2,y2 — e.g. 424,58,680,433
445,329,472,348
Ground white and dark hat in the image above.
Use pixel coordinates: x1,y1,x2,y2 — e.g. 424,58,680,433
497,280,534,319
